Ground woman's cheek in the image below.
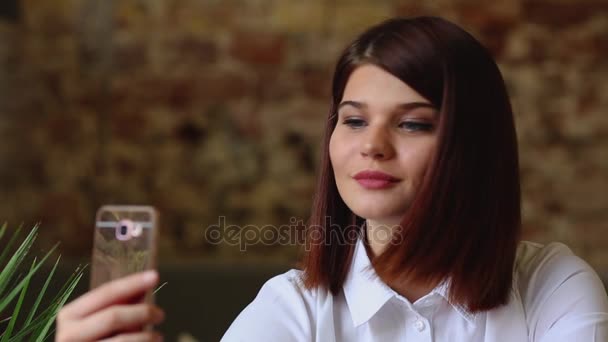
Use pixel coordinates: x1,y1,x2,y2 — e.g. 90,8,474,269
329,131,346,170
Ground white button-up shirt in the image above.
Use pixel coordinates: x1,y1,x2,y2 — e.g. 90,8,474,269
222,238,608,341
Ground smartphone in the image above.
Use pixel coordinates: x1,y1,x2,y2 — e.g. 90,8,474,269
90,205,159,304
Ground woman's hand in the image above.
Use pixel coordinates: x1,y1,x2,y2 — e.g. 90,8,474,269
56,270,165,342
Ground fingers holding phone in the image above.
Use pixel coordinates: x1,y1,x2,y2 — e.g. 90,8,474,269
90,205,159,295
56,205,163,341
56,271,164,341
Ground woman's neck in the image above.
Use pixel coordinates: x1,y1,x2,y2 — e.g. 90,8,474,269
364,219,438,303
365,218,401,255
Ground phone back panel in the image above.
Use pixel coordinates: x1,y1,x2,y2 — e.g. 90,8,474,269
90,205,158,303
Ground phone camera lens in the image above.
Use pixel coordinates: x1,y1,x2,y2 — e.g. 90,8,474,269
116,219,134,241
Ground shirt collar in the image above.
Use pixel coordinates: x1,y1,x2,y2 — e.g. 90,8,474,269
342,236,394,327
431,279,478,324
342,236,478,327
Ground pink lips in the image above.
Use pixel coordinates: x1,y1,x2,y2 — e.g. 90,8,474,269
353,170,401,189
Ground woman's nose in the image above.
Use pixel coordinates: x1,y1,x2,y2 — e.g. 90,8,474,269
360,127,394,160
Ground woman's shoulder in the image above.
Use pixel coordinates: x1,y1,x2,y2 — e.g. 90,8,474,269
515,241,576,278
221,269,319,341
516,240,576,265
514,240,604,301
255,268,320,303
514,241,608,341
514,240,602,289
262,268,308,291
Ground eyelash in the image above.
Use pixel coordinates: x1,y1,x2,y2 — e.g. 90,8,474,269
341,118,433,132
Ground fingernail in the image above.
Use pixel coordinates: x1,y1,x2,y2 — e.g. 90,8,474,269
142,270,158,284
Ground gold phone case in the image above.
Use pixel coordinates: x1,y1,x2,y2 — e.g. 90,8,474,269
90,205,159,304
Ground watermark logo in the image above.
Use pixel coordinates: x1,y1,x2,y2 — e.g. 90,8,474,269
204,216,403,251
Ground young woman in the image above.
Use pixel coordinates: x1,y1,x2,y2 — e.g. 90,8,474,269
56,17,608,341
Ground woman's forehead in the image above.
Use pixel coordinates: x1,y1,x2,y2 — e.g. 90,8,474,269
341,65,432,108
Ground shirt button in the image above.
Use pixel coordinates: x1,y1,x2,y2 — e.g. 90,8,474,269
414,319,425,331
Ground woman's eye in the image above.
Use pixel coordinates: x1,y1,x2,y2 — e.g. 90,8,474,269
399,121,433,132
342,118,366,128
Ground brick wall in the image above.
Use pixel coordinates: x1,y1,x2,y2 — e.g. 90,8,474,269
0,0,606,273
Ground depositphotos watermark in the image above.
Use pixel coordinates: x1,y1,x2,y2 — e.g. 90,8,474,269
204,216,404,251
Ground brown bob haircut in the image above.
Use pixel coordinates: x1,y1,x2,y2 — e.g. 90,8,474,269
301,16,521,312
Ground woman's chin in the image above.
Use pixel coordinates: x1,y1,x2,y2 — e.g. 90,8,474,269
350,208,406,225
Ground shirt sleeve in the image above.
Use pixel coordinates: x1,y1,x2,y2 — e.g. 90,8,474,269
518,242,608,342
220,270,315,342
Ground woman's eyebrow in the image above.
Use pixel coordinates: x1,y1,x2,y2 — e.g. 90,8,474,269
337,100,437,112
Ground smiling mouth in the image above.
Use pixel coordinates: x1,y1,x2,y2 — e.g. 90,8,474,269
352,170,401,190
354,178,399,189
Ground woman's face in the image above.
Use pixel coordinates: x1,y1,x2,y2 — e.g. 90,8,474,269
329,64,439,225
